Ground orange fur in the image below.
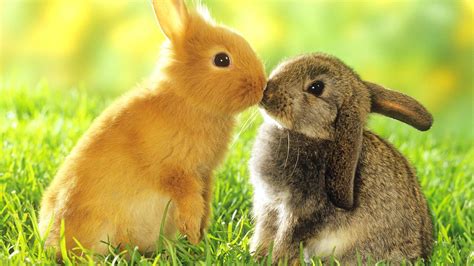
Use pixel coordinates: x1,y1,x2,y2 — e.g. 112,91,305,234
39,0,266,255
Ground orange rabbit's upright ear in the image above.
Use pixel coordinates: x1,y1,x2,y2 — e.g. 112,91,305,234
365,81,433,131
152,0,189,42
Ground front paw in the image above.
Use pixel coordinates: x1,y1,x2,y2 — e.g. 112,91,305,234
175,210,202,244
174,196,204,245
199,220,208,241
250,242,269,260
251,249,269,263
198,211,209,240
272,255,300,266
272,248,300,266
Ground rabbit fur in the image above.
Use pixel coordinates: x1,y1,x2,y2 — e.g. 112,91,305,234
250,53,433,264
39,0,266,256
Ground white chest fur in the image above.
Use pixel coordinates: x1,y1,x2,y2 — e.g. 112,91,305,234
250,167,354,263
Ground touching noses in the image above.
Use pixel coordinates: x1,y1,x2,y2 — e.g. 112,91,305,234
261,81,277,106
263,81,275,98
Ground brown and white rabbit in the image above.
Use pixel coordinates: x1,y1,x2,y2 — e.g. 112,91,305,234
249,53,433,264
39,0,266,256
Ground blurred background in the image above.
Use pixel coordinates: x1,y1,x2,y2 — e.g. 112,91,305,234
1,0,473,135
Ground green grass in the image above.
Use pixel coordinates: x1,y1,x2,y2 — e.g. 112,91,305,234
0,83,472,265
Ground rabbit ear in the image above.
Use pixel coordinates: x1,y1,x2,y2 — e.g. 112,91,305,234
365,81,433,131
325,98,365,210
152,0,189,41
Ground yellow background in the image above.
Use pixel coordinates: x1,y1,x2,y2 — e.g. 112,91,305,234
1,0,473,113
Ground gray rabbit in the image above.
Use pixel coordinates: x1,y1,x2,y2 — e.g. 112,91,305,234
249,53,434,264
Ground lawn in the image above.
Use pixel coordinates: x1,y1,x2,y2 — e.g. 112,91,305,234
0,83,472,265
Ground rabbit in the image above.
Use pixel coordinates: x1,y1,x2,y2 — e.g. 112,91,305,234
38,0,266,257
249,53,434,264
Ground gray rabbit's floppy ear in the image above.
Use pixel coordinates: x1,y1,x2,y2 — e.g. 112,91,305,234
152,0,189,42
325,96,366,210
365,81,433,131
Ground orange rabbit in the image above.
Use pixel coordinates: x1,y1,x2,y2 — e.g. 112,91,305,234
39,0,266,255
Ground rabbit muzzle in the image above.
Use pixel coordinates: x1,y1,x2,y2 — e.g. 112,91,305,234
260,85,274,109
258,82,294,129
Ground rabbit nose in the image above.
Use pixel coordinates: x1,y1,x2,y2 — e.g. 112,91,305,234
262,87,275,107
263,87,273,98
252,76,266,92
264,81,276,96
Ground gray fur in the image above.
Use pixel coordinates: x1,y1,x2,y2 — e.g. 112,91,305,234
250,53,434,264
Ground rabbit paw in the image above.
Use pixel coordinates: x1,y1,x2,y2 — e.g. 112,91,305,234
177,212,201,244
175,205,202,245
199,208,211,239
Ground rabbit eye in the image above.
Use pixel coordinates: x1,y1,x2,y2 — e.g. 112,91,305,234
213,52,230,67
307,80,325,96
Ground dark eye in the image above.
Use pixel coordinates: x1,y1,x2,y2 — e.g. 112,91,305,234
307,80,325,96
213,52,230,67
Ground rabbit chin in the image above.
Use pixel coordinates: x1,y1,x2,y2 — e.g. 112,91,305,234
260,108,334,140
259,107,292,130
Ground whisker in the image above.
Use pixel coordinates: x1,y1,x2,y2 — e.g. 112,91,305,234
288,147,300,178
284,131,290,168
230,109,259,148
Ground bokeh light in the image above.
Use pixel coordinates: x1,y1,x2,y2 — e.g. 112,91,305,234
1,0,472,116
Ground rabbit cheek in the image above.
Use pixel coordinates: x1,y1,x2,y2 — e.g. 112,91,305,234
207,75,264,114
294,97,336,140
237,78,265,110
